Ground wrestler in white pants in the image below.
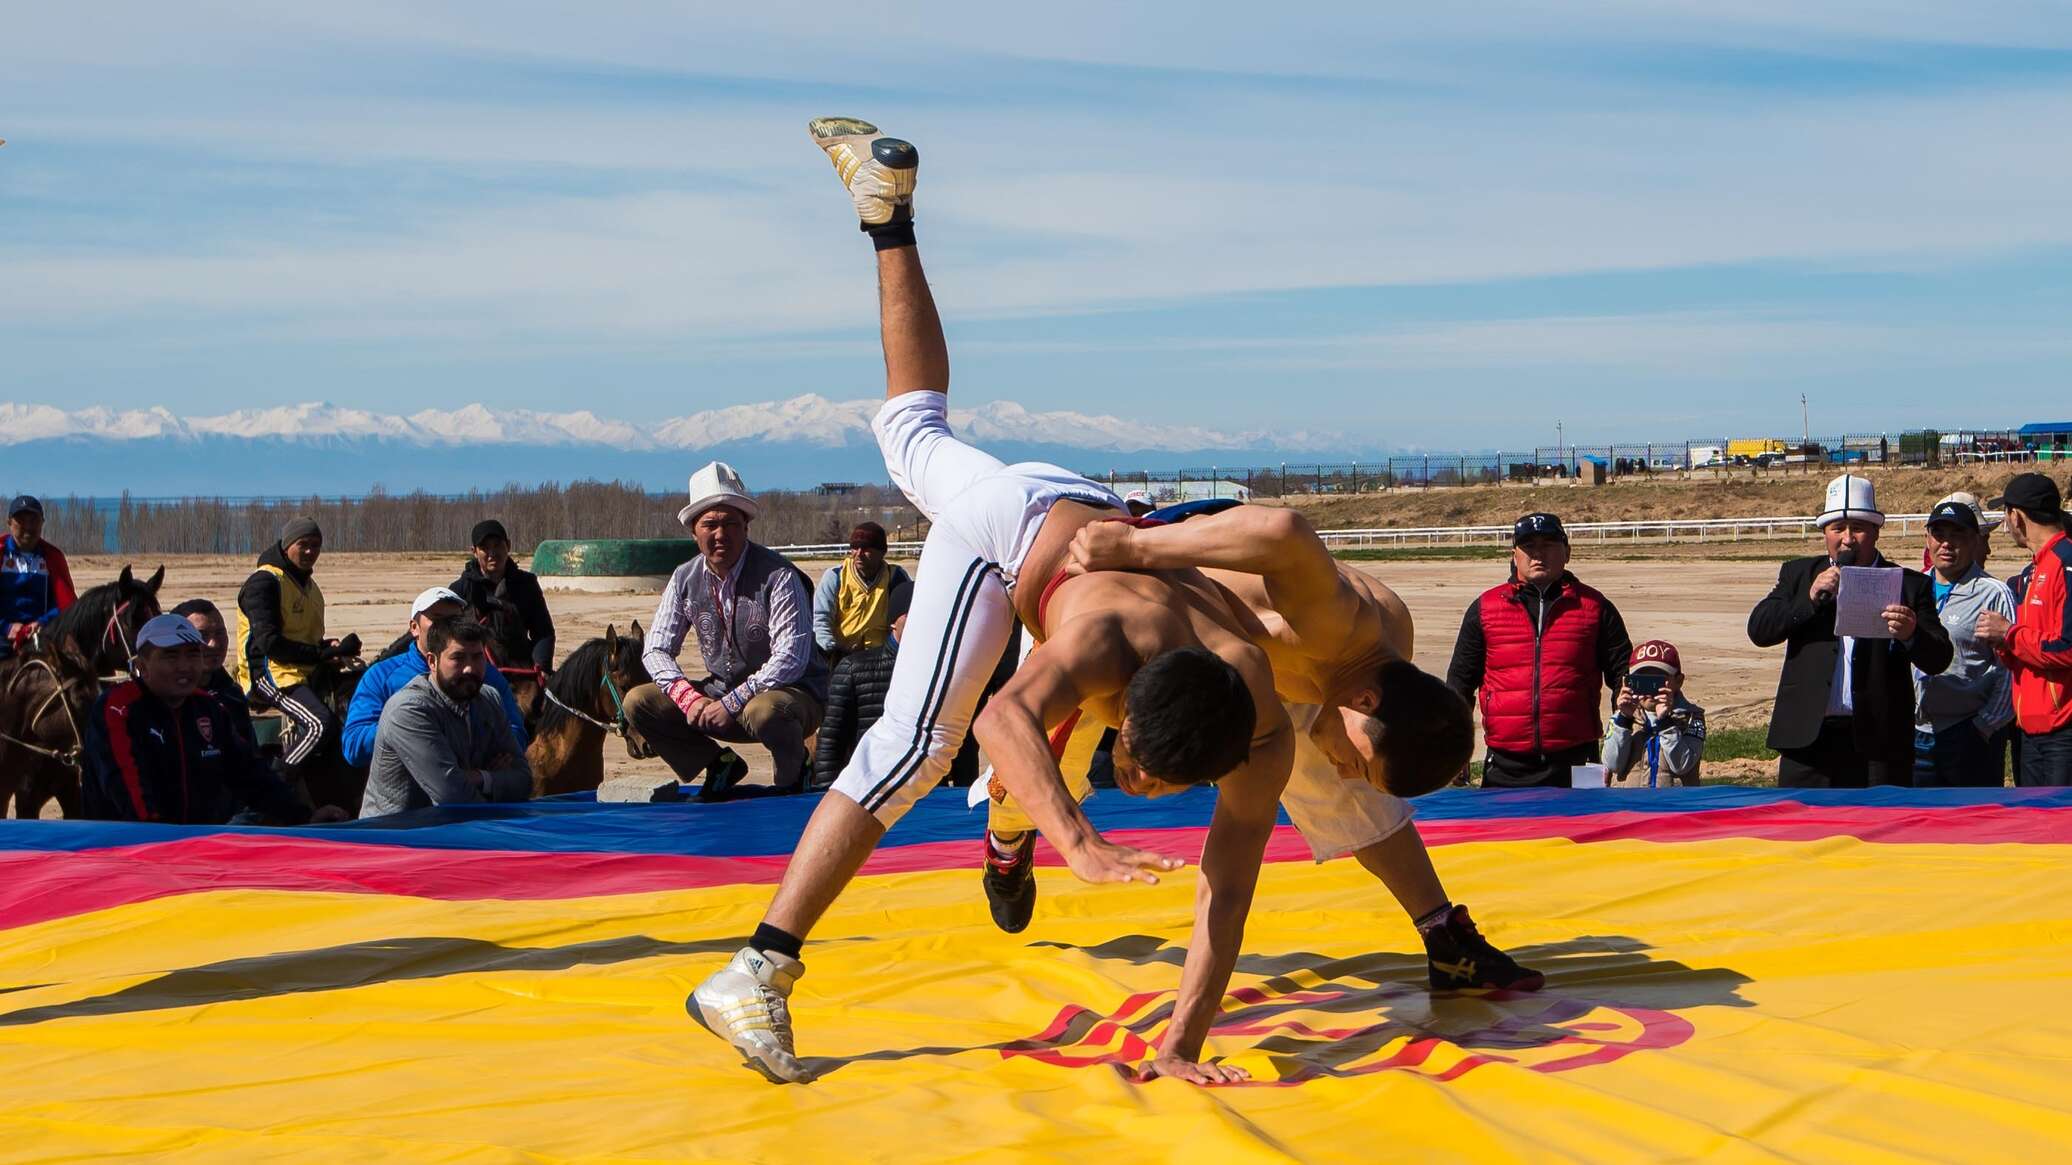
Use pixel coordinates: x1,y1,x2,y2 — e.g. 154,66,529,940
828,390,1120,825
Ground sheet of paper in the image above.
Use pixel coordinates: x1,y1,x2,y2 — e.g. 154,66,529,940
1835,565,1901,639
1571,764,1607,789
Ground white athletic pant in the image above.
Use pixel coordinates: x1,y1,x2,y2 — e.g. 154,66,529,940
831,392,1119,826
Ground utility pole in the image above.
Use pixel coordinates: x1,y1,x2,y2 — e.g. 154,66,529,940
1801,394,1810,449
1556,419,1565,469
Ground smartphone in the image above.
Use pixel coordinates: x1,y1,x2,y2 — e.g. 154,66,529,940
1626,671,1667,696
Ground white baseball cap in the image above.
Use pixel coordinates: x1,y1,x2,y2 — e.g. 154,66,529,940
1935,490,1999,532
677,460,760,526
136,613,205,650
1123,489,1153,505
411,586,465,618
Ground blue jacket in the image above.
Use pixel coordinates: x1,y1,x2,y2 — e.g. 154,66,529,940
0,535,74,654
341,648,527,768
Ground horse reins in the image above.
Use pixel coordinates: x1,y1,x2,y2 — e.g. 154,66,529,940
0,658,86,770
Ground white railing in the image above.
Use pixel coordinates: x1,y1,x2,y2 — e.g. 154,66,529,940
771,511,1995,557
1310,511,1993,549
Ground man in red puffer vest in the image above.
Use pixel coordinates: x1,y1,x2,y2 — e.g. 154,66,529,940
1447,512,1633,788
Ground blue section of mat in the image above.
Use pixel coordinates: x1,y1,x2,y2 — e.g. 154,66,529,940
3,785,2069,857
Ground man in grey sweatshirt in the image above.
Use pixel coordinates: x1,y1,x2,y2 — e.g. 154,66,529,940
362,619,533,817
1914,499,2016,786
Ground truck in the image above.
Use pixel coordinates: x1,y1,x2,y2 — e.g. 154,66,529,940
1727,437,1788,466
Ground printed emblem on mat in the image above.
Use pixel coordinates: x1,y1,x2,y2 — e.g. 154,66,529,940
1002,935,1750,1086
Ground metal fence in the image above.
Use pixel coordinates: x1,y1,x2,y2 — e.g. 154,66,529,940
1090,429,2037,499
770,510,1981,559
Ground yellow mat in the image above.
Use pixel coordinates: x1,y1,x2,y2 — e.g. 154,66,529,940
4,829,2070,1163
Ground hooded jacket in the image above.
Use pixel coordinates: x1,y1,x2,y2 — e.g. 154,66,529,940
235,542,326,692
452,558,556,671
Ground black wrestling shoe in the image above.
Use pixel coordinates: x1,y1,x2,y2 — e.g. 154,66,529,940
1424,905,1545,991
698,750,750,803
982,832,1037,934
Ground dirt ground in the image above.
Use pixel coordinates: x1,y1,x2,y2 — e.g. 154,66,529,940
1277,464,2033,530
63,534,1943,803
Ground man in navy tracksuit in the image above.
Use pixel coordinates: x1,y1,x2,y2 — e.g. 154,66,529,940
84,614,315,825
0,495,75,660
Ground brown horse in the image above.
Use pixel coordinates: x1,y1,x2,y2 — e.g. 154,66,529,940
0,644,99,818
527,622,648,798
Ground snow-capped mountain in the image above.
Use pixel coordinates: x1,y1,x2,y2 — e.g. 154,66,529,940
0,395,1377,495
0,395,1283,453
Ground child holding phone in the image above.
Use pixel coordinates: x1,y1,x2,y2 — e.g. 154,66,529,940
1603,640,1708,787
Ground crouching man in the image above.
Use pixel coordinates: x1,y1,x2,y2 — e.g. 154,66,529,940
361,620,532,817
84,614,324,824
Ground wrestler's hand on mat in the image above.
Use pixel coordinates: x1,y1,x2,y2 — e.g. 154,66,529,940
1064,522,1141,576
1061,836,1184,885
1131,1056,1250,1085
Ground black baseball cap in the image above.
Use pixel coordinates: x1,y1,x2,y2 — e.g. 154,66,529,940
1513,512,1567,545
470,519,509,547
7,495,41,518
1926,500,1980,534
1988,473,2062,521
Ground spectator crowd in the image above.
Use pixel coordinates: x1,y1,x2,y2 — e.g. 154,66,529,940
6,462,2070,833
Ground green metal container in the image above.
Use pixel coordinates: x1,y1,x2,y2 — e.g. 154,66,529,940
532,539,700,579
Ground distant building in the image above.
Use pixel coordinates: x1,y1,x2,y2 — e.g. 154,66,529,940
816,482,862,496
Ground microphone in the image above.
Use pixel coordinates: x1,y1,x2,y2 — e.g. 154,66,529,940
1835,547,1857,568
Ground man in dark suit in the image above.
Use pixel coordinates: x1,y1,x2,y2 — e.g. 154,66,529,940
1748,474,1954,787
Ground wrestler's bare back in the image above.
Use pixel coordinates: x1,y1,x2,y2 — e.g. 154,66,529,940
1203,563,1413,705
1015,501,1281,733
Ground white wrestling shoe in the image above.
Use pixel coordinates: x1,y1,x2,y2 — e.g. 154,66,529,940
688,946,813,1084
808,117,918,226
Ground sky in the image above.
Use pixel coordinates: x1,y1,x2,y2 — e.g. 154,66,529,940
6,2,2072,451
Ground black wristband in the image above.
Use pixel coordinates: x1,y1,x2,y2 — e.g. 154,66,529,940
864,219,916,251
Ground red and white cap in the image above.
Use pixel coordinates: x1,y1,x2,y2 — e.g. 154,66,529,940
1629,639,1681,675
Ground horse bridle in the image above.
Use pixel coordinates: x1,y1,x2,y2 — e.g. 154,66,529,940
0,657,86,770
541,669,632,736
100,598,148,681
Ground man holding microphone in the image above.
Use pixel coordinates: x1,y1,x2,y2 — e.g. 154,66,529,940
1748,474,1953,787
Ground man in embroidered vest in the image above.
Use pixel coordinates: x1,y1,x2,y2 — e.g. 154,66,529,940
812,521,913,661
629,462,830,798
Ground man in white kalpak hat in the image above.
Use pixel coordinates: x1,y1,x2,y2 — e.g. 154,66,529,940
1748,473,1953,786
629,461,829,798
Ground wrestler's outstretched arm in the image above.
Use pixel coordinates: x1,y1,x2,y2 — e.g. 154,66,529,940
1149,691,1292,1086
971,617,1187,885
1067,506,1360,643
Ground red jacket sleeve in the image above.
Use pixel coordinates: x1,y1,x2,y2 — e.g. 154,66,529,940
2005,546,2072,671
46,545,76,613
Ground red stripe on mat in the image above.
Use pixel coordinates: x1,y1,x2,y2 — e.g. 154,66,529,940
2,803,2067,930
